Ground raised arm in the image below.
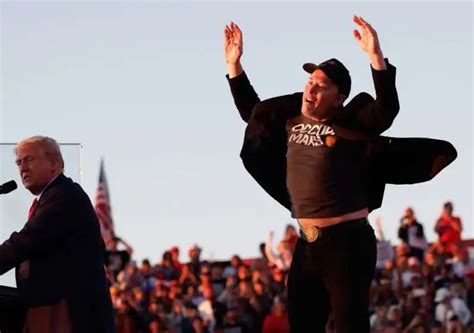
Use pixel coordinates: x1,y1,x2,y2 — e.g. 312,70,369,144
264,231,279,266
339,16,399,134
374,217,386,241
353,15,386,71
224,21,244,79
224,21,260,122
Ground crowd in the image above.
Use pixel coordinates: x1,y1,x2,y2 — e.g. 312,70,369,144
105,201,473,333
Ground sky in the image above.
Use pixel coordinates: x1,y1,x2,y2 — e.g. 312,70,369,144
0,1,472,285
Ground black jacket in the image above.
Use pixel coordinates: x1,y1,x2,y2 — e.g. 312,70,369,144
226,62,457,213
0,174,115,333
398,220,425,244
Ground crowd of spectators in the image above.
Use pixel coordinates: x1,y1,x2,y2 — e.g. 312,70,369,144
106,201,474,333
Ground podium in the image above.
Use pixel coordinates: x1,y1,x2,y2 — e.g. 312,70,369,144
0,286,25,333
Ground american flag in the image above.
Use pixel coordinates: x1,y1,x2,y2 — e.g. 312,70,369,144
95,159,115,245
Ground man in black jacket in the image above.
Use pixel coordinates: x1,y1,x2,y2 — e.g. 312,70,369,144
398,207,428,262
224,16,456,333
0,136,115,332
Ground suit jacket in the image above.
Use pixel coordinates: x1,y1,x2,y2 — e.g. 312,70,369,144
0,174,115,333
226,61,457,213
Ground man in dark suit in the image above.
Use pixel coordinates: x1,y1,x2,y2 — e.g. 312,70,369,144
0,136,115,332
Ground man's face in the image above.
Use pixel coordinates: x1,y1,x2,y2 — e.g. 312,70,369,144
237,265,250,280
15,142,59,195
285,225,297,237
189,248,200,260
272,269,285,282
302,69,343,120
171,250,179,260
444,204,453,215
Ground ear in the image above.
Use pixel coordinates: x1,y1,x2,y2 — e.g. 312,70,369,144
50,157,59,169
333,94,345,108
50,156,63,173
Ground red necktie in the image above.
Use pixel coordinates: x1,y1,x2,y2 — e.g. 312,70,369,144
19,198,39,279
28,198,39,219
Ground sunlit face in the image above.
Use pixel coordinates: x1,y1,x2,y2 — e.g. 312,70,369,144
443,203,453,215
302,69,343,121
285,225,297,237
171,250,179,260
272,269,284,282
253,281,264,294
404,208,414,219
230,256,240,267
237,265,250,280
15,142,60,195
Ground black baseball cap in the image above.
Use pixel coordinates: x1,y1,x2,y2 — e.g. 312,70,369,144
303,58,351,98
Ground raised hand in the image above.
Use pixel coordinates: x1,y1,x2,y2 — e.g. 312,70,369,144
352,15,381,55
352,15,386,70
224,21,243,65
374,217,386,241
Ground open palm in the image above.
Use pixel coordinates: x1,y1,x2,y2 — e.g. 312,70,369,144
353,15,381,55
224,21,243,64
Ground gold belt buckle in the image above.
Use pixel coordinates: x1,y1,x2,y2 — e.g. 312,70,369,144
300,225,319,243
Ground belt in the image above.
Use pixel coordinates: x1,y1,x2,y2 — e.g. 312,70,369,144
299,217,369,243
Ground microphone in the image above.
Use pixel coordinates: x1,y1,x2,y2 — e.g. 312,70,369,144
0,180,18,194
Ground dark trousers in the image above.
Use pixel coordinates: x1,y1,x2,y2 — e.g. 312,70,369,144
287,218,376,333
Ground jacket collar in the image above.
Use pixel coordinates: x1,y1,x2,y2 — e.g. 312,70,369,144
36,173,65,202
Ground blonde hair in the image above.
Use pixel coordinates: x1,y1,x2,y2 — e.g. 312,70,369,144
16,136,65,170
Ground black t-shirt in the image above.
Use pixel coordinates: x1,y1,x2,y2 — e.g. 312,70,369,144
286,115,368,218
